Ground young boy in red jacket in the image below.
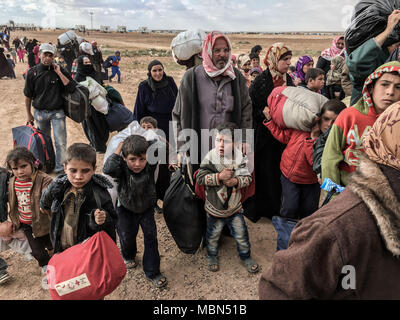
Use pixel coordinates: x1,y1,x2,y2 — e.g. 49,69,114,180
262,107,321,220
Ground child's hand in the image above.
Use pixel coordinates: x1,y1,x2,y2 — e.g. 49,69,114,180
263,106,271,120
94,209,106,225
219,168,234,181
311,122,321,139
224,178,239,187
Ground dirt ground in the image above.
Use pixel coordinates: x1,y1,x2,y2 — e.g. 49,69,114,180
0,30,335,300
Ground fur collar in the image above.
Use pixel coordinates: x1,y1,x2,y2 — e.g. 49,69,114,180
348,158,400,257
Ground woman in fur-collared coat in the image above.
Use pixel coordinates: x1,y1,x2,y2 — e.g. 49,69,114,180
259,102,400,300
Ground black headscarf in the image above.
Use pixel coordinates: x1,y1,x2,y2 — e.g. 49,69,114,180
75,55,102,84
146,59,169,92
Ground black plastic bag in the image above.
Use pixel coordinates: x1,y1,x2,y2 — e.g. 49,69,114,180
163,162,206,254
345,0,400,54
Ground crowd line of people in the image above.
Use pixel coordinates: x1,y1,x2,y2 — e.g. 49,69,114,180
1,9,400,300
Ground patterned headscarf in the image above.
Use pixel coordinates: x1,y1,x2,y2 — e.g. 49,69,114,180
321,36,344,60
326,56,345,86
294,55,313,83
201,31,236,80
362,61,400,109
364,102,400,171
263,43,292,87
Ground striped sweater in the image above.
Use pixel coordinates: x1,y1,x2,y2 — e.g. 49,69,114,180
15,178,33,224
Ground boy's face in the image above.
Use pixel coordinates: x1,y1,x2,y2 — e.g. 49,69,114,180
64,159,96,189
370,73,400,114
141,122,156,131
124,153,147,173
308,75,325,92
215,133,234,158
320,110,339,133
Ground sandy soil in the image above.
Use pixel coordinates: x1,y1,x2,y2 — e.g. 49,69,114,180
0,30,334,300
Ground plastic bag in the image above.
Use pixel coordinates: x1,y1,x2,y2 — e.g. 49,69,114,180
345,0,400,54
79,76,109,115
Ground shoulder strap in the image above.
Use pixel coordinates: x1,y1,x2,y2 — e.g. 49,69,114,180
93,186,102,209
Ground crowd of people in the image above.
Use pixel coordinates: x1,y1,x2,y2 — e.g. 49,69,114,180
1,8,400,300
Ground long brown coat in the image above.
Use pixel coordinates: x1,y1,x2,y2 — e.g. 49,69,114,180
8,170,53,237
259,158,400,299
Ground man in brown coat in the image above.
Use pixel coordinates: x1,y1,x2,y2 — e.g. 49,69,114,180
259,102,400,299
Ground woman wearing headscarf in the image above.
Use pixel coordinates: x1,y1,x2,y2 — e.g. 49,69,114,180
325,55,346,100
316,36,345,74
133,60,178,209
237,54,252,88
293,55,314,87
74,55,109,153
0,47,12,78
259,102,400,300
248,43,294,221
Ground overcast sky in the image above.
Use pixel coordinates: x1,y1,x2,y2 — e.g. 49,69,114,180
1,0,358,32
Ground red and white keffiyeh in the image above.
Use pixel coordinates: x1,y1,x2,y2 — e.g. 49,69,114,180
201,31,236,80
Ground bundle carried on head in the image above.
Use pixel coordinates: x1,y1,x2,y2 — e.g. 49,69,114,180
345,0,400,54
170,29,206,63
267,86,329,132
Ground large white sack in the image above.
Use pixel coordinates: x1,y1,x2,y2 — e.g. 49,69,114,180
79,76,109,114
171,29,205,62
103,121,164,207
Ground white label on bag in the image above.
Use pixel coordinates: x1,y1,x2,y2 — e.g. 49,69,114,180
55,273,91,297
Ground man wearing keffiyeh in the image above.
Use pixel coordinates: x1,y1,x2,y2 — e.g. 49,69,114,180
172,31,252,168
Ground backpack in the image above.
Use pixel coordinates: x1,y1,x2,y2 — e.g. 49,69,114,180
12,124,56,174
63,82,91,123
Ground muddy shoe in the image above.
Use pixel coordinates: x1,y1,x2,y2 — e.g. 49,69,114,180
242,258,259,274
207,256,219,272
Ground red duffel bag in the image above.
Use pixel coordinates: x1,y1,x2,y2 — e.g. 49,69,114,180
46,231,126,300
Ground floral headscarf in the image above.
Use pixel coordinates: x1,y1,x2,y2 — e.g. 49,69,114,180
263,43,292,87
293,55,313,83
364,102,400,171
321,36,344,60
201,31,236,80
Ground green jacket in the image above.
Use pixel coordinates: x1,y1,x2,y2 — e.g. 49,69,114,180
346,38,389,105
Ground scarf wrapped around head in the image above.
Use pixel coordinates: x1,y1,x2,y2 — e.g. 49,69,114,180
321,36,344,60
263,43,292,87
362,61,400,109
147,59,169,92
201,31,236,80
364,102,400,171
294,55,313,83
326,56,345,86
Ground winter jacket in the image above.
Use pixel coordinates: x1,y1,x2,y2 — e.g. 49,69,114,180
259,158,400,300
263,119,318,184
346,38,389,105
172,65,252,161
102,154,157,214
24,63,77,111
8,170,53,237
321,61,400,187
40,174,117,253
133,77,178,141
312,127,331,177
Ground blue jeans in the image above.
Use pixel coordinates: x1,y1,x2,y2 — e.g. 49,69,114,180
110,67,121,82
116,205,160,278
206,212,251,260
34,108,67,172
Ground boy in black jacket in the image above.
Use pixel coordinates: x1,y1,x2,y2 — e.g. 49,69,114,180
40,143,117,254
103,135,167,289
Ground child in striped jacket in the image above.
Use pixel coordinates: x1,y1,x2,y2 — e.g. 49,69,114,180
6,146,53,276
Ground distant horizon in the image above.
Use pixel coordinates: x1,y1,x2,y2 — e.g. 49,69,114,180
1,0,357,33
